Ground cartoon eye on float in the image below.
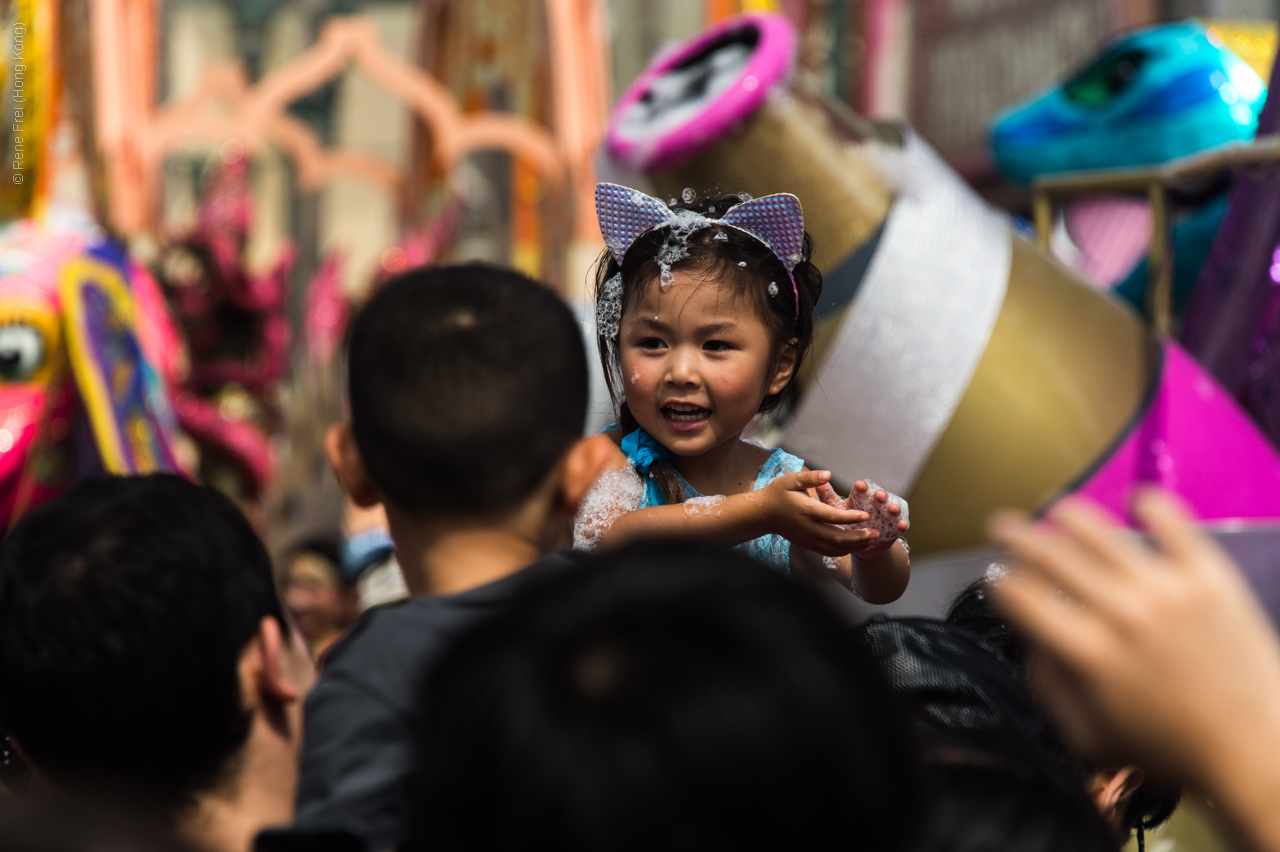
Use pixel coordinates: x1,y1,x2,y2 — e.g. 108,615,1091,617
1063,48,1151,106
0,325,45,383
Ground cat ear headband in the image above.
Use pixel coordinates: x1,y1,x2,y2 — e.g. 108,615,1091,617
594,182,805,317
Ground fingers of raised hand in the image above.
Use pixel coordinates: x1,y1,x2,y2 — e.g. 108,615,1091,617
1050,498,1154,579
989,510,1118,612
1132,488,1219,573
854,480,870,494
993,570,1108,666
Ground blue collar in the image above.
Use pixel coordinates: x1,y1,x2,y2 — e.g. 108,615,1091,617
619,428,667,475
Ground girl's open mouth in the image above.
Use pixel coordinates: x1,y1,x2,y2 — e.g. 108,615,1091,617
662,404,711,430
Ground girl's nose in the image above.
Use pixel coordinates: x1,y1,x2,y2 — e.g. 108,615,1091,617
665,347,700,387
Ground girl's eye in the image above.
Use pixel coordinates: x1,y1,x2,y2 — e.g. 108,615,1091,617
637,337,666,350
703,340,733,352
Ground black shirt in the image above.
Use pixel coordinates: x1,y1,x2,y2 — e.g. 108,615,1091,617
294,551,580,850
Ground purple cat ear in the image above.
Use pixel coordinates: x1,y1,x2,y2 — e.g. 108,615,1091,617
720,193,805,270
595,183,676,263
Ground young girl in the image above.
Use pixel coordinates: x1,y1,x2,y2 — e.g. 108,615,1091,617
577,184,910,603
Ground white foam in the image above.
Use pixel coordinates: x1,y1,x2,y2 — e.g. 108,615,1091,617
596,273,624,340
683,494,727,516
574,466,646,551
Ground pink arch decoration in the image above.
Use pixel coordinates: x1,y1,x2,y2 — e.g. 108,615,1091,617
92,9,608,240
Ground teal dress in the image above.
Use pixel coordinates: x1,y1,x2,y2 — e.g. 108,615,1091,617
617,427,804,573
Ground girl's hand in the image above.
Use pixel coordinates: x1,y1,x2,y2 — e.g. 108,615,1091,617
760,470,877,557
817,480,909,557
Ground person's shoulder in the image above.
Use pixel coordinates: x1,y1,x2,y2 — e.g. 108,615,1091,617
459,549,590,604
740,441,803,485
739,440,775,466
324,551,587,668
319,597,453,675
589,431,630,470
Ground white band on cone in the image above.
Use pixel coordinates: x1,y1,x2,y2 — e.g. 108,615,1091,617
784,132,1011,494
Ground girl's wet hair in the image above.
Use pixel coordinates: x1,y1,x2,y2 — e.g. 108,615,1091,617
593,193,823,502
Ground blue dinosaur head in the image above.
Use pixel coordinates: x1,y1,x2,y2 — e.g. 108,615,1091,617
990,22,1267,183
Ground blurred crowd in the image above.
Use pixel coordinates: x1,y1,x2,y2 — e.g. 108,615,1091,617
1,263,1278,852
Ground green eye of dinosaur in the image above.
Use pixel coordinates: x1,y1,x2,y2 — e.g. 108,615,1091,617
0,324,46,382
1064,48,1150,107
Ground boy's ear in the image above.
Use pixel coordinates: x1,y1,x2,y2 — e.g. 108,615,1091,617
324,422,381,508
554,434,617,516
246,616,315,707
767,338,800,396
238,616,315,749
1090,766,1145,826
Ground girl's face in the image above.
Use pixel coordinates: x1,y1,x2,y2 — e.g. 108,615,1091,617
618,268,796,457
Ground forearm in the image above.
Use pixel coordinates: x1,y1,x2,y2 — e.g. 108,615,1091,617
598,492,768,549
1195,699,1280,852
851,540,910,604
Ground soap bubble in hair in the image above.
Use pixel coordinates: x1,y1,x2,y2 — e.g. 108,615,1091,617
596,273,624,340
682,187,696,203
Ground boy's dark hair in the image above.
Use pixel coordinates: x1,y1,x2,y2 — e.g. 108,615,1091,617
945,581,1181,843
919,756,1117,852
0,799,193,852
593,193,823,505
349,264,588,515
408,540,920,852
0,474,286,816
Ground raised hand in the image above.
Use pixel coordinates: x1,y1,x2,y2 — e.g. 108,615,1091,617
991,492,1280,852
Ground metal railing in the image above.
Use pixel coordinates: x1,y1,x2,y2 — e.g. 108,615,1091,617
1031,133,1280,336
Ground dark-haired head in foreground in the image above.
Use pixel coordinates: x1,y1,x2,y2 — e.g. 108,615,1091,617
946,580,1180,847
862,616,1115,852
300,264,611,848
325,262,612,597
408,541,920,852
0,474,314,852
335,263,589,518
0,799,193,852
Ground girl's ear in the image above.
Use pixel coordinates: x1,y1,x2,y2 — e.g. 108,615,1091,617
767,338,800,395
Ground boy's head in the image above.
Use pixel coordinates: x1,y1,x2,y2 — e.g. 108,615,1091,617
0,474,313,817
336,264,589,517
408,540,921,852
